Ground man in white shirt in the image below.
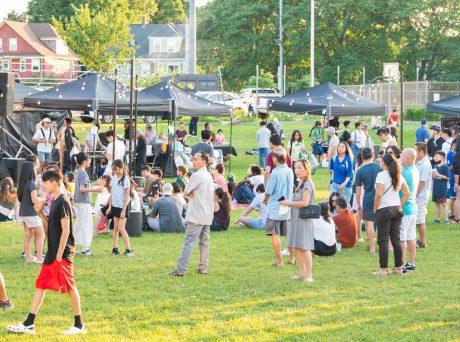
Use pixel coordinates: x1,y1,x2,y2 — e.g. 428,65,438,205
415,142,432,248
256,121,271,168
104,130,126,175
377,128,397,149
326,127,339,160
441,128,453,156
84,124,104,152
32,117,56,162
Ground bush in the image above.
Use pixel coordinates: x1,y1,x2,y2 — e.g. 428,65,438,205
404,107,442,121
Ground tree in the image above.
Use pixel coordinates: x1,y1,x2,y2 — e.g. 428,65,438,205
152,0,187,24
27,0,87,23
5,10,26,21
54,2,135,73
242,69,277,89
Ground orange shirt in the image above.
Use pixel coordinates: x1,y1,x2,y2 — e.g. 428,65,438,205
333,210,357,248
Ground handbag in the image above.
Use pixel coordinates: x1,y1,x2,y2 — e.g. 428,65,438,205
299,204,321,219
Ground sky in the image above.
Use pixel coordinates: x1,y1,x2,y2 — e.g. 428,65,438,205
1,0,211,21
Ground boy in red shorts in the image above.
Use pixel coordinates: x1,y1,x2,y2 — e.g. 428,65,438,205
7,170,85,335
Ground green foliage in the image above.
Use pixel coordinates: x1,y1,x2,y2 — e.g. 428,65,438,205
53,1,135,73
27,0,87,23
198,0,460,91
152,0,187,24
404,107,441,121
5,10,26,21
242,69,277,89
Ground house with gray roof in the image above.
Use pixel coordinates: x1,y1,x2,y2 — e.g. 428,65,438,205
128,23,186,76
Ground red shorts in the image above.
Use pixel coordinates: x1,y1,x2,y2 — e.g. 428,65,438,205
35,260,75,294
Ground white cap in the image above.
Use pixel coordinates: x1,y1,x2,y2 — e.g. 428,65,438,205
42,117,51,123
326,127,335,134
162,183,173,196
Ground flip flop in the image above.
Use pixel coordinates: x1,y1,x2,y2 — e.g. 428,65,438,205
288,261,296,265
272,261,284,267
372,270,390,276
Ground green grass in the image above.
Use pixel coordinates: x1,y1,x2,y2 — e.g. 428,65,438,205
0,120,459,340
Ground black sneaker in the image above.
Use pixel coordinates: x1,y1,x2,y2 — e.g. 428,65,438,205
80,250,95,256
124,249,134,257
0,300,14,309
112,248,120,256
405,263,416,271
21,252,25,259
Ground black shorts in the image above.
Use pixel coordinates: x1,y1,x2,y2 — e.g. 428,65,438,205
110,207,130,218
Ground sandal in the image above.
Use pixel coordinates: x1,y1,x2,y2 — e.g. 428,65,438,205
272,261,284,267
197,269,208,275
390,268,403,275
291,275,305,281
168,269,184,277
25,256,38,263
288,260,296,265
416,240,426,248
372,270,390,276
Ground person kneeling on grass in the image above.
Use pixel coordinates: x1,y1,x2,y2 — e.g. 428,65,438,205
7,170,85,335
235,184,268,229
332,197,357,249
312,202,337,256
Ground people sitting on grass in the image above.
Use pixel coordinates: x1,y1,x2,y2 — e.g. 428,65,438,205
431,151,450,224
171,182,187,220
332,196,357,249
312,202,337,257
143,169,164,205
0,177,18,222
212,164,228,192
227,173,236,196
235,184,268,229
147,183,185,233
211,187,231,231
215,129,227,144
176,165,189,191
328,192,340,217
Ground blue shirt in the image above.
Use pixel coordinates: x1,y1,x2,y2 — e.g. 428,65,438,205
415,126,429,143
266,164,294,220
330,155,353,188
400,165,419,215
110,175,131,208
354,162,381,211
447,150,455,190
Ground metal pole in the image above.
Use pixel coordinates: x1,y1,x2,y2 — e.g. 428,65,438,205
134,74,138,154
112,69,117,160
188,0,197,74
400,73,404,148
256,65,259,114
310,0,315,87
279,0,284,96
128,59,134,176
416,66,419,105
337,65,340,85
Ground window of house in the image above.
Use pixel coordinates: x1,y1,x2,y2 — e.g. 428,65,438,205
167,39,177,53
0,60,9,71
9,38,17,51
32,59,40,72
141,62,150,75
20,59,26,72
153,39,161,52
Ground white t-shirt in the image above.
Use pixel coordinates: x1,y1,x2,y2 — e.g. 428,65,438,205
442,138,453,155
85,132,99,152
328,135,339,158
375,170,405,209
104,140,126,175
33,128,56,153
249,175,264,193
249,193,268,222
351,130,366,149
416,156,432,204
256,127,271,148
313,217,337,246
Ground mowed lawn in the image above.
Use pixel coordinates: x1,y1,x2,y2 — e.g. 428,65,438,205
0,120,459,341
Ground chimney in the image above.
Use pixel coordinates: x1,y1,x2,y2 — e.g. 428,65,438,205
25,15,30,24
141,16,147,26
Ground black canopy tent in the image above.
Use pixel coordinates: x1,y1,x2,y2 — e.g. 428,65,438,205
269,82,386,116
14,83,39,102
426,95,460,116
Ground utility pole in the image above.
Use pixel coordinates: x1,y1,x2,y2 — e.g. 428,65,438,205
186,0,196,74
310,0,315,87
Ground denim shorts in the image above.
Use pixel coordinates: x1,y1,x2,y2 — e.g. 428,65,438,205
37,151,51,162
330,183,352,203
247,218,266,230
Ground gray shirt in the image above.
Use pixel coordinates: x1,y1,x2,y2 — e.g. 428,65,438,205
74,169,91,204
149,196,185,233
191,141,214,157
19,181,38,217
256,127,271,148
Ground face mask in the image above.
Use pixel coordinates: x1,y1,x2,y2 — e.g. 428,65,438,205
434,160,442,164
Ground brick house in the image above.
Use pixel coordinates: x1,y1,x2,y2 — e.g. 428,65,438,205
0,20,79,85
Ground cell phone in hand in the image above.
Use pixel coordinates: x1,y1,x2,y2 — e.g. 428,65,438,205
278,196,285,202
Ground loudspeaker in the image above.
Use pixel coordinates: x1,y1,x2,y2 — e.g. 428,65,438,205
2,158,26,185
0,72,14,116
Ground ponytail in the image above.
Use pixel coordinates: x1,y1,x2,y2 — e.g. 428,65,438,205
382,153,401,190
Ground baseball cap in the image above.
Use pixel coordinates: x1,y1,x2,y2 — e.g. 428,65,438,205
326,127,335,134
227,173,235,182
421,118,427,124
42,117,51,123
162,183,173,196
429,124,441,132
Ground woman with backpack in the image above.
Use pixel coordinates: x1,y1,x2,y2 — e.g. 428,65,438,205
309,121,324,163
287,130,306,162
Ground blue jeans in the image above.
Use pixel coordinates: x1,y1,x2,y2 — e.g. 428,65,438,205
37,151,51,162
247,218,266,229
330,182,352,204
258,148,269,168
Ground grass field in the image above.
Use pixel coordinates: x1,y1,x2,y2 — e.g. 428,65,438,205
0,120,459,340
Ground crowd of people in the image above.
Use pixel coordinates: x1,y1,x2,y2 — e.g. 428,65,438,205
1,112,456,335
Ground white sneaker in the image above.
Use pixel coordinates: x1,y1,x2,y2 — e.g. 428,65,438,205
7,323,36,335
63,325,86,335
281,248,290,256
357,238,365,242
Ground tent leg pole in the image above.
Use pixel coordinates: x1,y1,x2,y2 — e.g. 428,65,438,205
229,113,233,173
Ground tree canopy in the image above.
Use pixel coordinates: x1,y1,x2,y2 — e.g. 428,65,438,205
152,0,187,24
198,0,460,91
